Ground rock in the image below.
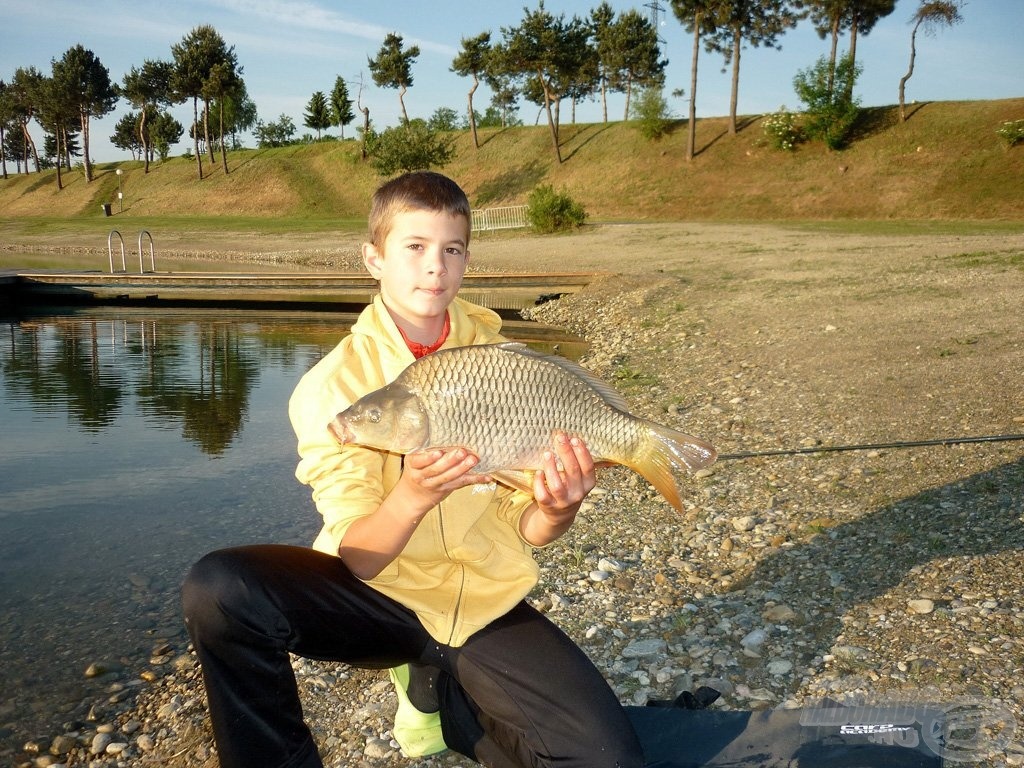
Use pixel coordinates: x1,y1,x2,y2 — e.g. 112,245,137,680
907,599,935,615
598,557,624,573
48,735,77,755
157,698,182,719
622,638,667,660
767,659,794,676
740,628,768,655
83,662,109,678
90,732,112,755
550,593,571,611
732,516,756,532
364,737,393,759
613,576,636,591
763,604,798,623
136,734,155,752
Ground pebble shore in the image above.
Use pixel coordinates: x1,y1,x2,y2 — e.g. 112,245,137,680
11,249,1024,767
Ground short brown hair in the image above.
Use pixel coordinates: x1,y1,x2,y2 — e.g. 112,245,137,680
368,171,472,246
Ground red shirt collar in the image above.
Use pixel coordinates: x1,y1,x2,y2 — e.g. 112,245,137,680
399,312,451,359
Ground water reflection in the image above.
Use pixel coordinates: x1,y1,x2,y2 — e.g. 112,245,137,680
4,312,328,453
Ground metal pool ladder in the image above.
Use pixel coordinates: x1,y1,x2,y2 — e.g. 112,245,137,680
108,230,157,274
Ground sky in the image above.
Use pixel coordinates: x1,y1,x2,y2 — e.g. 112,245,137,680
2,0,1022,164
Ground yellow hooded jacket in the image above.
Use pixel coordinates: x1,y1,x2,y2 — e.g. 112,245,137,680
289,295,539,647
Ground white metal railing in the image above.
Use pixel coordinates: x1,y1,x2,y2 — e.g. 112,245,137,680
107,230,156,273
472,205,528,233
108,230,126,273
137,230,156,273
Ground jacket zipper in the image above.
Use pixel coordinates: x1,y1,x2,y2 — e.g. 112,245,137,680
437,499,465,645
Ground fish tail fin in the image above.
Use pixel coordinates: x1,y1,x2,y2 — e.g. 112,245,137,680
626,424,717,512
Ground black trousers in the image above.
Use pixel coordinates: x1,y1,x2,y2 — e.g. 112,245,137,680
182,544,645,768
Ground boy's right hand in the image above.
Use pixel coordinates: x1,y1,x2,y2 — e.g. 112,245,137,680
401,447,492,509
340,447,492,578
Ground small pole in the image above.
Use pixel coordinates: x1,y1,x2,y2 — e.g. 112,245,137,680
116,168,123,213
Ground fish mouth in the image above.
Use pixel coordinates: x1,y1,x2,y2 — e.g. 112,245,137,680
327,418,351,444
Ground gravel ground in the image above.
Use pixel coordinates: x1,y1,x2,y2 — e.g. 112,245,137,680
13,223,1024,768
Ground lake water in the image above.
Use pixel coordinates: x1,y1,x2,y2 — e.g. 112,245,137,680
0,306,582,755
0,307,339,751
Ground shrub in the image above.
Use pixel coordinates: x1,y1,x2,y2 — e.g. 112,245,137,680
366,121,456,175
996,119,1024,148
762,107,804,151
630,86,673,141
793,54,862,150
526,184,587,234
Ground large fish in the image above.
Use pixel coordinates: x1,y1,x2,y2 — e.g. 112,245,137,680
328,342,716,511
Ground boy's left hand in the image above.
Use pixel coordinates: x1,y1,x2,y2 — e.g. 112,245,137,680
532,432,596,525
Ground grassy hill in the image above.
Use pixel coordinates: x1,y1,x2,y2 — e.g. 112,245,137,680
1,98,1022,228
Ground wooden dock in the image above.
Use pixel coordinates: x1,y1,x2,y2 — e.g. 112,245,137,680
0,270,599,312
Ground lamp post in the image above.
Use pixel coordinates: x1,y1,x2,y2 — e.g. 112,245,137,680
116,168,123,213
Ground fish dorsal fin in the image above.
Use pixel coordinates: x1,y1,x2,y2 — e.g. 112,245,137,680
494,342,631,412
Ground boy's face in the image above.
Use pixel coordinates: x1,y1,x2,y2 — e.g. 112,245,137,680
362,208,470,339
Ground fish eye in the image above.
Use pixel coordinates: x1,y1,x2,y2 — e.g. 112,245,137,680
367,408,382,423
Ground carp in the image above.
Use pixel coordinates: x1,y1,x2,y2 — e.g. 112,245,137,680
328,342,716,511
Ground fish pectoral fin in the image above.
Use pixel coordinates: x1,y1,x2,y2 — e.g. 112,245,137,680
491,469,536,495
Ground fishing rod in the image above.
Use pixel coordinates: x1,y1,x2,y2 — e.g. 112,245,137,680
717,432,1024,461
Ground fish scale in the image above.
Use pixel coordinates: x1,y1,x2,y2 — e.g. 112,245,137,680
413,348,640,472
330,342,717,510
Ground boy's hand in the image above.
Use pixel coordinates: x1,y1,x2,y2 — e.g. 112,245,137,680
401,447,491,509
341,447,489,580
533,432,596,515
522,432,596,546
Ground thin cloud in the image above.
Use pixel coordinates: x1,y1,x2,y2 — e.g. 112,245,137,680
205,0,457,56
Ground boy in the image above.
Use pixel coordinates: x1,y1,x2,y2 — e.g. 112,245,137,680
182,171,645,768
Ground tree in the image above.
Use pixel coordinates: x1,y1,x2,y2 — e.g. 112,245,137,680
203,49,243,173
111,110,146,158
151,111,183,160
845,0,896,99
497,1,593,163
451,32,492,149
120,59,174,172
589,2,617,122
329,76,354,139
671,0,725,160
368,33,420,124
50,45,118,183
37,70,79,189
609,9,668,121
796,0,894,100
303,91,332,139
253,114,296,148
428,107,461,132
706,0,801,135
481,60,521,128
898,0,964,122
0,79,11,179
172,25,237,179
9,66,45,173
356,73,371,160
561,22,601,124
212,82,257,150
